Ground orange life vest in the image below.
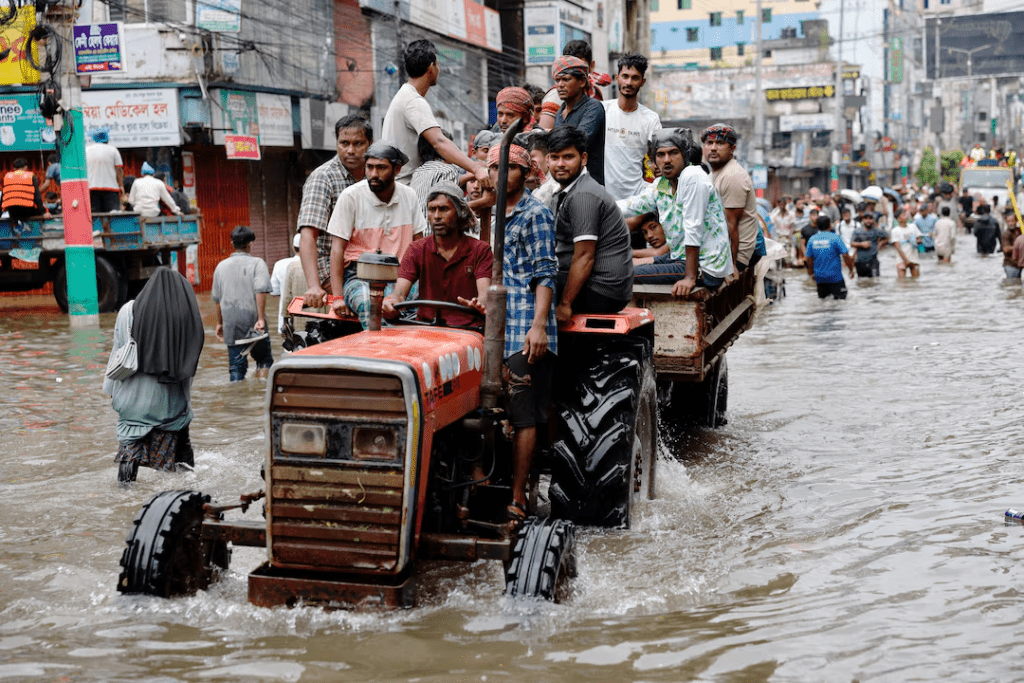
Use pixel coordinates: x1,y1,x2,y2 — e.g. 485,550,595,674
2,170,36,210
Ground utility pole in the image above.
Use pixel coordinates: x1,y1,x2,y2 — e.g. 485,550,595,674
945,44,991,149
753,0,763,166
52,6,100,327
831,0,844,192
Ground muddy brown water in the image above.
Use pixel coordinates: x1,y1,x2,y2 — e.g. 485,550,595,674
3,235,1024,682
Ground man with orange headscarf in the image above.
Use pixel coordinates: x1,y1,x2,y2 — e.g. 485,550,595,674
551,55,605,185
494,87,534,133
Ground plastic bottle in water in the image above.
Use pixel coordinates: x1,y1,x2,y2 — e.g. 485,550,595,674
1005,509,1024,524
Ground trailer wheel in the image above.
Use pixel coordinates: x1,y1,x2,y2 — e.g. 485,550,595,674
504,517,576,602
117,490,230,597
549,337,656,528
54,256,124,313
666,355,728,428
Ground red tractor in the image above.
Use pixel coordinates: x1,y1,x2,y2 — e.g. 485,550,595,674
115,129,755,608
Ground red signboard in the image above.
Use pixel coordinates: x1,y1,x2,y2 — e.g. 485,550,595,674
225,134,261,160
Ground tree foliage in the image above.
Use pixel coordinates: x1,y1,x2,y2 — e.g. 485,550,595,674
941,149,965,184
915,147,939,187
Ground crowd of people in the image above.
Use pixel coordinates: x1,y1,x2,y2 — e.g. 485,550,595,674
768,179,1024,298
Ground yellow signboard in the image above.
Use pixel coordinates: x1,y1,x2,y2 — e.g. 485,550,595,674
766,85,835,101
0,7,41,86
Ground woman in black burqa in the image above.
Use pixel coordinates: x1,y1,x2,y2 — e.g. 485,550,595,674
102,267,204,483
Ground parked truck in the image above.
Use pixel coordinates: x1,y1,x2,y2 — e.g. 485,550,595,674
0,212,202,312
114,128,757,608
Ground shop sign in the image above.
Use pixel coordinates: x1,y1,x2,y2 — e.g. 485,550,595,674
81,88,181,148
779,113,834,132
396,0,502,52
524,5,559,65
765,85,835,101
214,89,258,144
0,93,55,151
181,151,197,207
72,23,125,74
225,134,260,160
300,98,349,150
256,93,292,147
0,6,40,86
197,0,241,32
558,1,593,32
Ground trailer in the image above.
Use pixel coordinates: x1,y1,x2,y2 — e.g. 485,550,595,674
0,212,202,312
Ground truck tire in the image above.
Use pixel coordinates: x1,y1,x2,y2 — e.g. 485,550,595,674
117,490,230,598
549,337,657,528
54,256,124,313
666,355,728,428
504,517,576,602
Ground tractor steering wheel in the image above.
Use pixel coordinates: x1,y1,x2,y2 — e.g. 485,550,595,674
389,300,485,329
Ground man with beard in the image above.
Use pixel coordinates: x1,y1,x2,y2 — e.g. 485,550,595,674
546,126,633,319
617,128,733,294
298,115,373,308
850,212,887,277
327,142,426,327
383,182,492,327
602,52,661,201
701,123,762,273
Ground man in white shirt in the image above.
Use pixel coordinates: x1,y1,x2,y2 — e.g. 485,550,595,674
603,52,661,201
381,39,489,188
270,232,302,333
85,128,123,213
127,162,182,218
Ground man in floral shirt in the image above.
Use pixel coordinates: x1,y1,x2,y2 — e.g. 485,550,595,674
618,128,733,296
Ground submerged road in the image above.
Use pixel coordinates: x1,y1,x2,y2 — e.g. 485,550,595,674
2,234,1023,682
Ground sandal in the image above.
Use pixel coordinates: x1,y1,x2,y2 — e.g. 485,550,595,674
506,500,527,534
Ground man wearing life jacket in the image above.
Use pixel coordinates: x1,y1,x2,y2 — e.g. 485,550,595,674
2,158,48,221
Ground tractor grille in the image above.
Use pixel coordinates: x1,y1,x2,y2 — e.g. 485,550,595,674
269,370,409,574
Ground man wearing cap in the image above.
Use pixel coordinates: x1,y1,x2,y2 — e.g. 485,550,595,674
298,114,373,309
381,39,489,187
271,232,303,334
701,123,761,273
618,128,733,295
551,55,605,185
85,128,123,214
327,142,427,328
603,52,662,201
383,182,492,327
212,226,274,381
494,87,535,134
472,130,499,161
546,126,632,319
127,162,183,219
463,142,558,530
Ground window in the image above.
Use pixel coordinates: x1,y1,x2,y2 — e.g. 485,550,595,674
710,12,722,26
762,8,772,22
763,49,772,58
108,0,187,23
923,0,929,8
772,132,792,149
687,27,699,41
710,46,723,60
811,131,831,147
736,10,744,22
677,0,691,8
736,42,745,56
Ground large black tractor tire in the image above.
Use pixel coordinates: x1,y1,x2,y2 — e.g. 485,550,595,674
666,355,729,428
549,337,657,528
117,490,230,597
54,255,125,313
504,517,577,602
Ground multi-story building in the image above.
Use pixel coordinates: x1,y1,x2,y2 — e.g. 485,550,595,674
648,0,822,69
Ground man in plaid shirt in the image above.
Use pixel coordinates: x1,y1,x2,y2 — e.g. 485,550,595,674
297,114,372,307
465,143,557,531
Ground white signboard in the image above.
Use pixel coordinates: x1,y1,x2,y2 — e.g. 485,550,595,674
256,93,293,147
300,98,350,150
81,88,181,147
779,113,833,132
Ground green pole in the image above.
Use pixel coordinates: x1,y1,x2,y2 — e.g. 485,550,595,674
57,108,100,327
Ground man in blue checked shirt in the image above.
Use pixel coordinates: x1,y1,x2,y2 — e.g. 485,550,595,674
461,143,558,532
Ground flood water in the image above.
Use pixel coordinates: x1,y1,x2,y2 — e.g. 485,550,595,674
3,234,1024,682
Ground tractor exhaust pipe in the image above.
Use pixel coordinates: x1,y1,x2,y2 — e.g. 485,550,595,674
480,118,524,412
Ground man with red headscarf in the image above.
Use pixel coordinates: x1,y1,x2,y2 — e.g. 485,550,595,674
551,55,605,185
494,86,534,133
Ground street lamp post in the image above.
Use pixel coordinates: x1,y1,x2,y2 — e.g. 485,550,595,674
945,44,991,148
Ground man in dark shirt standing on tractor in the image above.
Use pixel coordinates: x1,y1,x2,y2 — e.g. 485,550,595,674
545,126,633,321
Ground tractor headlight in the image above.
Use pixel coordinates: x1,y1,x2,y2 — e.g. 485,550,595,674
280,423,327,456
352,427,399,461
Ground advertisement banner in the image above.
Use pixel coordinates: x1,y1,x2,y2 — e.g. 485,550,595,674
524,5,559,65
197,0,242,32
215,89,258,144
255,92,292,147
225,134,260,160
81,88,181,148
72,23,125,74
181,150,197,206
0,6,40,85
0,93,55,151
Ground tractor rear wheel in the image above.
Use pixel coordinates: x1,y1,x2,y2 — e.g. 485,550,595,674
549,337,657,528
666,355,729,428
54,255,125,313
117,490,229,597
504,517,576,602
